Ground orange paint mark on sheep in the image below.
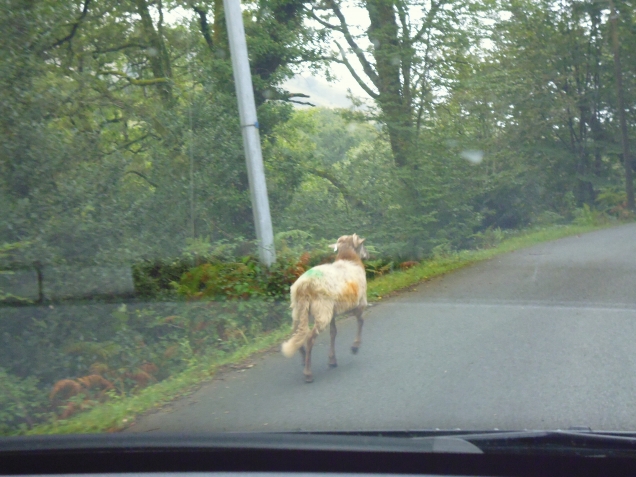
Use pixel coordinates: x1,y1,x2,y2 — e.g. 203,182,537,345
341,281,359,301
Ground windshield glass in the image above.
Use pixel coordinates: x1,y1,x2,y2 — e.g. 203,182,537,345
2,0,636,438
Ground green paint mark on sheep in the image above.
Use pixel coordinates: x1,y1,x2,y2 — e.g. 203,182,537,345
303,269,323,278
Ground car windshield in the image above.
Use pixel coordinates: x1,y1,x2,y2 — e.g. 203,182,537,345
2,0,636,440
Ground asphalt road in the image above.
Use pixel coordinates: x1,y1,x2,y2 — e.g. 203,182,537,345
127,224,636,433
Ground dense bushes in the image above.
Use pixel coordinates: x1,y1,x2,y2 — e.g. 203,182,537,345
0,368,49,435
0,245,324,434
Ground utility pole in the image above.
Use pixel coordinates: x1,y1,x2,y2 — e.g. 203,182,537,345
223,0,276,265
609,0,634,210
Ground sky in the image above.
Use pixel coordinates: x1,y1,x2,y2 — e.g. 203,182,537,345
282,3,374,109
282,65,368,109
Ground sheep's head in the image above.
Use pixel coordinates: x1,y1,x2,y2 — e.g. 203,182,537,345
330,234,369,260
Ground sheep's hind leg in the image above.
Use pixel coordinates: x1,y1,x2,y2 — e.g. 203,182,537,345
328,318,337,368
299,345,306,366
303,328,318,383
351,308,364,354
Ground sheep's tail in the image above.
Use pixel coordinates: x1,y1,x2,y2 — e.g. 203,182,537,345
282,296,311,358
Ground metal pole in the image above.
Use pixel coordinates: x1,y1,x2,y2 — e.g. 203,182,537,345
223,0,276,266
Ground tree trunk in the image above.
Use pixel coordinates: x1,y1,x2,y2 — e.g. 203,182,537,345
214,0,227,54
609,0,634,210
135,0,173,106
366,0,413,167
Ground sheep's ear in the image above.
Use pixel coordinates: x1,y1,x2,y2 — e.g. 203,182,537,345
352,234,365,247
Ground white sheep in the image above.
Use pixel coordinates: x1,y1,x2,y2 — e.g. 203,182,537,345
282,234,369,383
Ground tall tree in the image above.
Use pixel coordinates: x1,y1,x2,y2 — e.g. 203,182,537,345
0,0,319,264
464,0,632,223
609,0,634,210
308,0,485,166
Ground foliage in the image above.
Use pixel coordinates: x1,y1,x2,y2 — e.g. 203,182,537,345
469,227,507,250
3,0,636,436
0,368,50,435
309,0,491,167
0,248,311,429
364,259,395,279
0,242,32,302
132,259,192,300
573,204,615,227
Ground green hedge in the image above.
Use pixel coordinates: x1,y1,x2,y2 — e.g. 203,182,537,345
0,250,312,433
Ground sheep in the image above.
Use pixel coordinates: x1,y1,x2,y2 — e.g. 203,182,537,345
282,234,369,383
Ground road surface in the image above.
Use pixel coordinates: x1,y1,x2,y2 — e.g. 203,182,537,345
128,224,636,432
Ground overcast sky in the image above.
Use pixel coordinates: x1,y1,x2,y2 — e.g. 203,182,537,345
282,64,369,109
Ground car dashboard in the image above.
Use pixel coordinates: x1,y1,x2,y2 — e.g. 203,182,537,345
2,432,636,477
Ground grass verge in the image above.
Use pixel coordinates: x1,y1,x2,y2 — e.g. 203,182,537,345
26,326,291,436
367,222,611,300
25,221,619,435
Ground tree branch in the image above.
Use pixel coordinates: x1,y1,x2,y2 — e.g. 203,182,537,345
287,55,342,65
308,168,371,211
285,92,312,99
306,8,344,32
396,0,412,102
92,42,146,56
124,170,158,188
322,0,380,87
275,91,317,106
335,42,379,99
104,134,151,156
99,70,169,85
135,0,173,104
288,99,317,106
411,0,441,45
396,0,410,39
192,5,214,53
52,0,91,49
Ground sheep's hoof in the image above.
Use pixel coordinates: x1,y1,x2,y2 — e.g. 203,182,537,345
351,346,359,354
304,375,314,383
328,361,337,368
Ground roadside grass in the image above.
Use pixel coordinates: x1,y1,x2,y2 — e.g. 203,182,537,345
26,326,291,436
25,221,618,435
367,222,611,300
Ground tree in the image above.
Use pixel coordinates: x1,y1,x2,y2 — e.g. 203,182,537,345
609,0,634,210
456,0,636,226
188,0,324,105
0,0,315,265
308,0,487,166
